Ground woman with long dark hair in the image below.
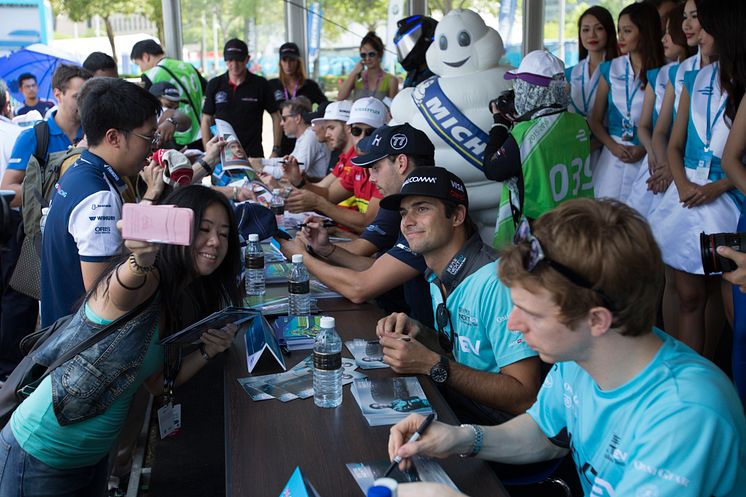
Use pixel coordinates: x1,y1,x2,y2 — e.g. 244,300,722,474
566,6,618,118
589,1,664,203
267,42,328,156
628,3,694,219
0,185,243,495
649,0,742,357
337,32,399,102
717,0,746,401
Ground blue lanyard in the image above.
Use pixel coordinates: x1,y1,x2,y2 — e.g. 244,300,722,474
580,59,601,115
624,59,642,119
705,64,727,151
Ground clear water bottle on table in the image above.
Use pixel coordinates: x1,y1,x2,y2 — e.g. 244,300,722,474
245,233,265,296
314,316,343,408
288,253,310,329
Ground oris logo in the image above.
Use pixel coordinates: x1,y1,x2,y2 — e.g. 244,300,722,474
390,133,408,150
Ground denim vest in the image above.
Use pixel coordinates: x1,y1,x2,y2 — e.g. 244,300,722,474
32,297,161,425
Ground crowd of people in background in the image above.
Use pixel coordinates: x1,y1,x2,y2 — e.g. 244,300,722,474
0,0,745,495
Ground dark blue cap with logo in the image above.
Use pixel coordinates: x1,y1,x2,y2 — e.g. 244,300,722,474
351,123,435,167
380,166,468,210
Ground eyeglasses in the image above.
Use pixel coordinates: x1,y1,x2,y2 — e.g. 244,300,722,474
513,218,617,311
280,113,297,122
129,130,161,148
435,303,455,353
350,126,375,137
360,51,378,59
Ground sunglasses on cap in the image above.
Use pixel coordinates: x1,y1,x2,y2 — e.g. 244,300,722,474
360,51,378,59
350,126,375,137
513,218,617,312
435,302,455,353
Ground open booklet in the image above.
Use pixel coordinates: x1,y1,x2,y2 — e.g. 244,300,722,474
159,307,257,346
351,376,433,426
215,119,251,170
346,456,459,495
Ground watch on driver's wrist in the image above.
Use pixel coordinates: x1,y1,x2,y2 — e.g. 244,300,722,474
429,355,449,384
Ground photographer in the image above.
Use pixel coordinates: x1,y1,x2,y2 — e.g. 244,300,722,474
719,246,746,292
482,50,592,249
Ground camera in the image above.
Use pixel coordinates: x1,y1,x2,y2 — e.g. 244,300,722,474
489,89,516,117
700,231,746,274
0,190,16,249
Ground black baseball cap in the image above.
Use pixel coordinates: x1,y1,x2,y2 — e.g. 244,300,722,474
302,101,329,124
149,82,182,102
351,123,435,167
380,166,468,210
279,42,301,59
224,38,249,61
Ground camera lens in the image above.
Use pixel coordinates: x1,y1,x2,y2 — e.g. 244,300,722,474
700,232,746,274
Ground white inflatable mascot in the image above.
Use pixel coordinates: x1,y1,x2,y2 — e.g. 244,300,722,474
390,8,512,239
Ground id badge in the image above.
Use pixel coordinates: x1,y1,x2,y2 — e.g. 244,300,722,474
158,402,182,439
621,117,634,142
694,149,713,182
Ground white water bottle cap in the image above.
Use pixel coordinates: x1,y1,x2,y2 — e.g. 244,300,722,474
248,234,259,242
292,254,304,263
320,316,335,329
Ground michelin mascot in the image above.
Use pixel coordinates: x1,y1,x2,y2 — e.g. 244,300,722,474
390,8,511,240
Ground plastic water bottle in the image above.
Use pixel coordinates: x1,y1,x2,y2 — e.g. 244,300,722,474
39,207,50,238
367,486,392,497
270,188,285,228
245,234,265,296
288,253,310,328
314,316,343,408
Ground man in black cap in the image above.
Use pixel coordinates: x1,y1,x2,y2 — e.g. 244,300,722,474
130,39,207,149
280,123,436,326
201,38,281,158
268,42,328,156
374,166,541,426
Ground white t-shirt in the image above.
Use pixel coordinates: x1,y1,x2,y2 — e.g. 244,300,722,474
0,116,23,183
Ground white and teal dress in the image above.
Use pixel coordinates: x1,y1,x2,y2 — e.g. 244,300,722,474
566,57,603,171
593,54,648,201
649,62,743,274
626,61,677,219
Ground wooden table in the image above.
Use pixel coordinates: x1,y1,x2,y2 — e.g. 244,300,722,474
223,298,508,497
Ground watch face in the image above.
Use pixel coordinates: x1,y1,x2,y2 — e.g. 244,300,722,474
430,364,448,384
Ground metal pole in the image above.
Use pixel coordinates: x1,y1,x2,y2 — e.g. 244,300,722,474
161,0,184,60
559,0,565,61
285,0,308,73
523,0,544,55
409,0,428,16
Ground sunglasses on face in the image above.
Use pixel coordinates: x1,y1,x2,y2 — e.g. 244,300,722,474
281,113,297,122
360,51,378,59
350,126,375,137
513,218,617,312
436,302,455,353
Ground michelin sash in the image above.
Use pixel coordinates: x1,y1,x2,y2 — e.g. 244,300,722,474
413,76,489,171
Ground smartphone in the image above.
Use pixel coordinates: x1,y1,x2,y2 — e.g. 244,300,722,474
122,203,194,246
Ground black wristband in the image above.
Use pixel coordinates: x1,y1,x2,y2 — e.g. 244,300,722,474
293,177,306,188
115,264,147,291
198,158,213,175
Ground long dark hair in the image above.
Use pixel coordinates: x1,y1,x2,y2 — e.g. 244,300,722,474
87,186,243,335
665,3,696,60
699,0,746,121
619,2,665,88
577,6,619,62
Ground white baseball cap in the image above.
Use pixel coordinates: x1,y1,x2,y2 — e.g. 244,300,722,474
505,50,565,87
347,97,387,128
312,100,352,124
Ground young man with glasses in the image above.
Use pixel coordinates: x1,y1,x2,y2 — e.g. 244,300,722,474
254,97,330,180
376,167,540,425
15,73,55,117
280,123,435,326
387,199,746,497
284,97,387,233
39,78,163,327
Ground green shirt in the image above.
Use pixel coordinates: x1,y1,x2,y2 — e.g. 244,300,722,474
494,112,592,248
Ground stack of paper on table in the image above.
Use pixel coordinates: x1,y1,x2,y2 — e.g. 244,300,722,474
351,376,433,426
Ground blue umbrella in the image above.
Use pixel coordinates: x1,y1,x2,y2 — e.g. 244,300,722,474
0,43,80,105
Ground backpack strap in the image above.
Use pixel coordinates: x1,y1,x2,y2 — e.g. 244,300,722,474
33,120,50,168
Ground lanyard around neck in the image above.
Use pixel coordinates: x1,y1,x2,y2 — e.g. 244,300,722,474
364,70,383,93
284,81,299,101
705,63,727,151
581,59,601,114
624,58,642,118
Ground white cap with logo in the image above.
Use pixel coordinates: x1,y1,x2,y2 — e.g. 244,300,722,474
504,50,565,87
347,97,387,128
312,100,352,124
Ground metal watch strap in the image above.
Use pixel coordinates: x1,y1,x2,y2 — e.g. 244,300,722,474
459,424,484,458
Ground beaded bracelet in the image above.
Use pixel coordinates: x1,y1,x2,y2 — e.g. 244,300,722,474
459,424,484,458
128,254,156,274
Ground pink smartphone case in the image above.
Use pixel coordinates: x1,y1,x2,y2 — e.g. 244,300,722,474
122,204,194,246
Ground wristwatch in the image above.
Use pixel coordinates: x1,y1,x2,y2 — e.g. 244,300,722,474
166,116,178,127
197,158,213,175
429,355,450,384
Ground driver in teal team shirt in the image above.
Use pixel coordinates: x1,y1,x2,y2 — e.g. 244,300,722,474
386,198,746,497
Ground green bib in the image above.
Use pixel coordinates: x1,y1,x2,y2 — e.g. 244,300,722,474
146,59,204,145
494,112,592,249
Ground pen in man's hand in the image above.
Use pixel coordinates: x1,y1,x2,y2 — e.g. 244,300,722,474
383,413,436,477
296,220,337,229
279,160,305,165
